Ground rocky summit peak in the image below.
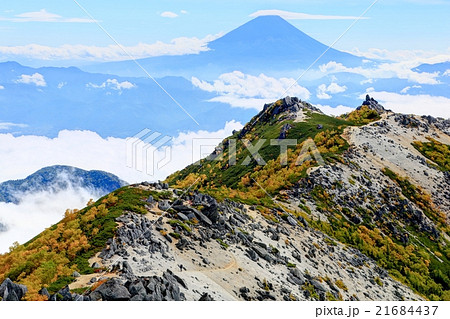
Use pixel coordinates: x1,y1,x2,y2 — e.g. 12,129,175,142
263,96,322,116
358,94,386,114
238,97,322,137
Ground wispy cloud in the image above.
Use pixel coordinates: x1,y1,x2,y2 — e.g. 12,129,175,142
15,73,47,87
87,79,136,91
0,9,95,23
160,11,178,18
0,34,220,62
350,47,450,64
0,85,4,90
250,9,369,20
319,61,440,85
192,71,311,110
0,122,27,130
400,85,421,94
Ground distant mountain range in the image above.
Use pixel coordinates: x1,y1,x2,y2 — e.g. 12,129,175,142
0,165,127,204
0,15,449,140
84,16,364,79
0,61,254,137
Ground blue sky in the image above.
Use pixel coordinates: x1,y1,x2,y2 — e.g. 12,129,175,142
0,0,449,58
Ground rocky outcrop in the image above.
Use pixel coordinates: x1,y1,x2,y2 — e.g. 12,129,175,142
279,123,292,139
0,278,28,301
359,94,387,114
394,113,450,136
46,286,91,301
89,270,186,301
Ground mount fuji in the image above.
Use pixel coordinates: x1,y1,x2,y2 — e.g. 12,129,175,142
84,15,363,79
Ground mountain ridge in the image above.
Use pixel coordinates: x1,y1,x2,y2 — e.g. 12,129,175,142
1,97,449,301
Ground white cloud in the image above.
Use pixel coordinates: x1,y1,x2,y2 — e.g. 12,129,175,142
0,188,98,253
15,73,47,87
249,9,369,20
443,69,450,76
0,121,242,185
180,10,188,14
160,11,178,18
0,34,220,62
319,61,440,85
360,78,373,85
316,82,347,99
316,104,355,116
350,47,450,64
0,9,95,23
87,79,136,91
0,85,4,90
326,83,347,94
400,85,421,94
192,71,311,110
317,86,331,100
360,91,450,119
57,82,66,89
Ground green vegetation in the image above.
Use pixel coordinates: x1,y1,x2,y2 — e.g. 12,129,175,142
302,282,320,300
168,219,192,233
47,276,75,294
155,190,174,200
374,276,383,287
0,187,152,300
335,279,348,291
169,232,181,239
412,138,450,172
326,291,339,301
167,104,351,206
298,203,311,215
70,287,90,295
216,238,229,249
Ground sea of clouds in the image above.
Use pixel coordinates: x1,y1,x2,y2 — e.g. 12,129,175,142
0,121,242,252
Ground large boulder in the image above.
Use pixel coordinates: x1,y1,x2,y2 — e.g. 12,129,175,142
0,278,28,301
192,209,212,226
92,278,131,301
202,205,219,224
158,200,171,211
